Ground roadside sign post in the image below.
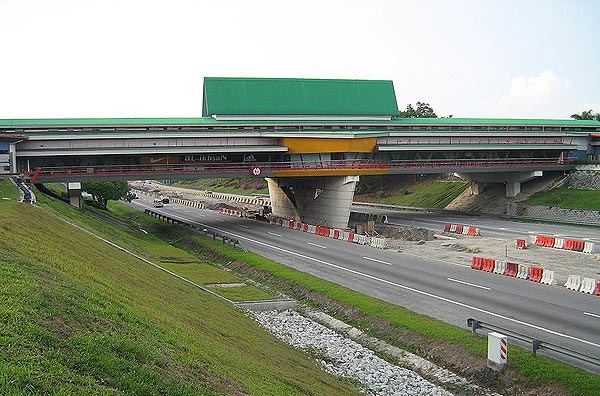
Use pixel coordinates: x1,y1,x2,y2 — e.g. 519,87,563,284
487,332,508,371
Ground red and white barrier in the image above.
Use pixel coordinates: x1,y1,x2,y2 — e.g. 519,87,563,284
444,223,480,236
534,235,594,254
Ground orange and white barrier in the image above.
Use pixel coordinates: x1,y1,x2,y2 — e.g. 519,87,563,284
534,235,594,254
444,223,480,236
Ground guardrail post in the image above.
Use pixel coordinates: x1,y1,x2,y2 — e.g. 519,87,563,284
466,318,480,336
532,339,541,356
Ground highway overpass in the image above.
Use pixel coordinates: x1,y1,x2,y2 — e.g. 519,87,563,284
1,77,600,227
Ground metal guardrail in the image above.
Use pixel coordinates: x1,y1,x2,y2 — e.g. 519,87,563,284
467,318,600,368
143,209,247,251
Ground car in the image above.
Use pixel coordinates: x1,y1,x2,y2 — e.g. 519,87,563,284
204,190,213,194
161,196,170,204
152,198,164,207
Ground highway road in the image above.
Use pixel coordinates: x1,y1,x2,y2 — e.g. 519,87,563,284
128,195,600,373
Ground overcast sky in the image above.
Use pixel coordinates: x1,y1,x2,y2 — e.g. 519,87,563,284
1,0,599,119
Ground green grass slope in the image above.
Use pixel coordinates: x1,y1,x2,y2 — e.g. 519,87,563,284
522,187,600,210
355,176,468,208
0,182,359,395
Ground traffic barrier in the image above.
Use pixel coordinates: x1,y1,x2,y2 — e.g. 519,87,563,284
564,239,574,250
574,240,585,252
553,238,564,249
536,235,544,246
471,256,484,270
354,234,368,245
444,223,451,232
583,242,594,253
342,231,350,241
370,237,386,249
468,227,480,236
529,267,543,283
564,275,582,291
450,225,457,232
505,262,519,277
289,220,295,229
580,278,597,294
332,229,340,239
456,225,464,234
462,226,469,235
515,239,527,249
482,258,495,272
347,232,355,243
516,265,530,280
594,281,600,296
493,260,506,275
308,225,316,234
540,270,557,285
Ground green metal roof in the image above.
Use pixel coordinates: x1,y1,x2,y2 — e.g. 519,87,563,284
202,77,399,117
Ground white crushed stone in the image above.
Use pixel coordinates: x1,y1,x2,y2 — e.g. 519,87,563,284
253,310,453,396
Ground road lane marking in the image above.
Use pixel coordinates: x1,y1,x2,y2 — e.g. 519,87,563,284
267,232,282,237
215,219,225,222
131,205,600,350
447,278,491,291
238,225,250,229
584,312,600,319
307,242,327,249
363,256,392,266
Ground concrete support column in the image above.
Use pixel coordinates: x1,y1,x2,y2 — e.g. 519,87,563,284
68,182,82,208
470,181,486,195
266,175,359,229
505,181,521,197
461,171,542,198
9,143,17,173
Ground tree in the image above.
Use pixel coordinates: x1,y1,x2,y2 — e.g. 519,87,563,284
570,109,600,121
398,101,438,118
82,181,132,209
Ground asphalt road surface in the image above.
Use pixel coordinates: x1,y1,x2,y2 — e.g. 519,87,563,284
129,195,600,373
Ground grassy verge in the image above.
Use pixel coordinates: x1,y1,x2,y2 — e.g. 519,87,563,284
0,178,20,200
0,186,360,395
357,179,468,208
113,200,598,396
522,187,600,210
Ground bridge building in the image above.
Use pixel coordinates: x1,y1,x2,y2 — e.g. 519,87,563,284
1,77,599,228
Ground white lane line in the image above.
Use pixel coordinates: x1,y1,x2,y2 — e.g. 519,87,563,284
363,256,392,266
307,242,327,249
267,231,282,237
135,207,600,350
215,219,225,222
238,225,251,229
447,278,491,291
584,312,600,319
499,227,507,231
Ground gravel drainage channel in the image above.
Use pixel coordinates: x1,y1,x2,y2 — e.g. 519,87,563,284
250,308,502,396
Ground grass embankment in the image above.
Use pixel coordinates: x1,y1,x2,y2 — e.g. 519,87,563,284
355,177,468,208
523,187,600,210
171,178,268,196
0,181,360,395
110,199,599,396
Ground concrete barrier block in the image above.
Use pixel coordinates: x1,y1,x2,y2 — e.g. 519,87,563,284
564,275,581,291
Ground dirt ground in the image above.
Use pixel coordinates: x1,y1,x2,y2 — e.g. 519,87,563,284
387,229,600,285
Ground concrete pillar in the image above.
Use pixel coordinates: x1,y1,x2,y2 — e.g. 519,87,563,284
505,181,521,197
461,171,542,198
266,178,300,221
470,181,486,195
68,182,82,207
266,175,359,229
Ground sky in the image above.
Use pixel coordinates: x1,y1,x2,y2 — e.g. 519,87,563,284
1,0,599,120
